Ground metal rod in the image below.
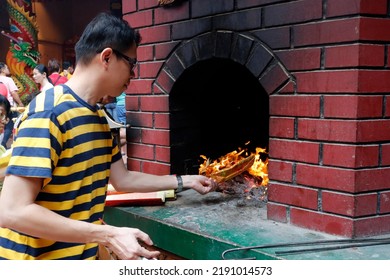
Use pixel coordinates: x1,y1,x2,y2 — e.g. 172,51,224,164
221,237,390,260
275,240,390,256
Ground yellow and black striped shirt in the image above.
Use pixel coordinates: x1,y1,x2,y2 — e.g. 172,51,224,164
0,85,121,259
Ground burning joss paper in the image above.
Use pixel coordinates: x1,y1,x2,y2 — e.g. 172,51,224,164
199,147,268,199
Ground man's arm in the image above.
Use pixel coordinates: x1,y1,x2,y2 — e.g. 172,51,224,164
0,174,160,259
11,90,23,107
109,158,218,194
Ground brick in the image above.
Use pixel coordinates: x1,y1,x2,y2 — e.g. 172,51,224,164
322,191,377,217
174,39,198,69
269,117,295,139
210,31,231,60
386,96,390,117
355,167,390,192
127,128,141,143
279,80,296,94
293,18,390,46
382,144,390,166
268,183,318,210
128,112,153,128
192,0,234,17
153,83,165,94
155,2,190,24
122,0,136,14
213,8,262,31
259,63,290,94
155,146,170,163
269,139,320,164
128,79,154,94
276,48,321,71
124,9,153,28
139,61,164,78
172,18,212,40
238,0,277,9
142,161,170,175
295,70,359,93
138,0,159,10
165,50,187,79
268,159,293,183
140,95,169,112
125,96,139,111
139,25,171,44
387,46,390,67
324,95,383,119
358,0,388,14
142,129,170,145
137,45,154,62
155,41,180,60
155,69,175,94
327,0,388,17
245,43,273,78
360,18,390,41
298,119,358,143
193,32,217,61
297,165,390,193
264,0,322,27
380,191,390,214
127,159,142,172
270,95,320,117
354,215,390,236
231,33,256,65
154,113,169,129
294,18,360,47
358,70,390,93
357,120,390,142
127,143,154,160
325,44,385,68
252,26,291,49
266,202,288,223
323,144,379,168
290,208,354,237
296,164,356,192
296,119,390,144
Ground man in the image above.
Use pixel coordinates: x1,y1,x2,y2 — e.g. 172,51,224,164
0,12,217,260
60,60,74,80
0,62,24,148
48,58,68,85
0,82,7,98
115,92,127,147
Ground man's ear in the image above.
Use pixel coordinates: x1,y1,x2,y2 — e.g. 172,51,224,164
99,48,113,64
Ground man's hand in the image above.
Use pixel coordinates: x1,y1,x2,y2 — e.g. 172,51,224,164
104,225,160,260
183,175,218,195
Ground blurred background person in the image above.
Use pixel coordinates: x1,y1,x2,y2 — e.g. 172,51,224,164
115,92,127,148
0,62,23,149
60,61,74,80
33,64,54,92
0,95,11,146
48,58,68,85
0,82,8,98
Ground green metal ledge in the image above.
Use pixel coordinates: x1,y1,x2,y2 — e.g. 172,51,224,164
103,189,390,260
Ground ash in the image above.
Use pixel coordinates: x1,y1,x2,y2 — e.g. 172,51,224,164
216,173,268,207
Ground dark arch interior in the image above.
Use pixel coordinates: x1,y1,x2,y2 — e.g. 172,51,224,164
170,57,269,175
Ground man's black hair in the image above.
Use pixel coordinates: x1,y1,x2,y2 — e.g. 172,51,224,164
75,12,141,65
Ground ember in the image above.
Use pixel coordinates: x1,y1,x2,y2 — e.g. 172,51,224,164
199,146,268,201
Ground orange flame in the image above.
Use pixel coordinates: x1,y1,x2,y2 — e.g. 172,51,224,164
248,147,269,186
199,146,268,188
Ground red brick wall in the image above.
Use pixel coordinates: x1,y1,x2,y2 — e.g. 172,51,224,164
123,0,390,237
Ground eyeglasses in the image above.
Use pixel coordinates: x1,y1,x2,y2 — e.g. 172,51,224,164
97,48,138,72
112,49,137,72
